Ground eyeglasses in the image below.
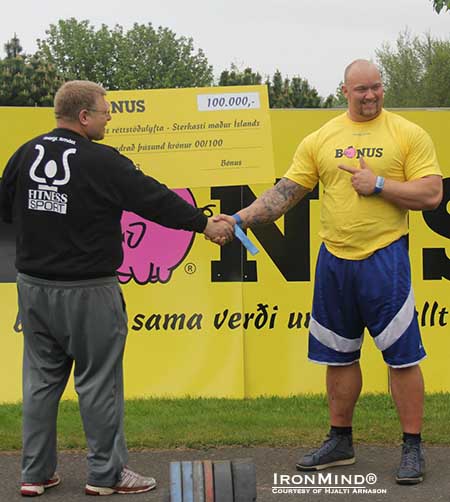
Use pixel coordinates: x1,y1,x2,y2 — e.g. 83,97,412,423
87,108,111,116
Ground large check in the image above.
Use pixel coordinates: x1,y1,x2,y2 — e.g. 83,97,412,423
105,85,274,188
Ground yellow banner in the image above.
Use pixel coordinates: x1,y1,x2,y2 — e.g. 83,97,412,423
0,105,448,401
105,86,274,188
0,107,55,167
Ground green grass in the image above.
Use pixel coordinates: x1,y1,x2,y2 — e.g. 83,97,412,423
1,394,449,451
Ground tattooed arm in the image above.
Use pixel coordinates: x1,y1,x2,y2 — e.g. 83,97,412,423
238,178,309,228
212,178,310,234
209,178,310,244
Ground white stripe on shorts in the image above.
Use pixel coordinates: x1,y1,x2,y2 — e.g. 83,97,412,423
309,317,363,353
373,286,415,352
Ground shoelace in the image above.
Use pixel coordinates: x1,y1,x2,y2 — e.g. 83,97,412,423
400,444,421,470
119,468,145,487
312,435,340,455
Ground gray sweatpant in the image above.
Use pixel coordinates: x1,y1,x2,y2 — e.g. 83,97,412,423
17,273,129,486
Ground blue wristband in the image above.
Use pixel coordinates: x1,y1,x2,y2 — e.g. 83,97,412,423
373,176,385,194
232,214,259,256
233,213,243,226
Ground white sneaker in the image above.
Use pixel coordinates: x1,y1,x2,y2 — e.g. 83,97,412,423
85,466,157,495
21,472,61,497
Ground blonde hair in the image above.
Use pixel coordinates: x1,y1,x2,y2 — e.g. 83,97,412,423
54,80,106,121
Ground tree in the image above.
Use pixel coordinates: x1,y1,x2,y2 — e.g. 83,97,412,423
266,70,288,107
432,0,450,13
219,64,262,86
327,82,347,108
219,66,324,108
376,31,425,107
0,35,62,106
376,30,450,107
37,18,213,90
421,40,450,105
289,76,322,108
4,33,22,58
322,94,337,108
266,70,322,108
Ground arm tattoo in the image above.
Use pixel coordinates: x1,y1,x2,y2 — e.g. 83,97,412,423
242,178,309,228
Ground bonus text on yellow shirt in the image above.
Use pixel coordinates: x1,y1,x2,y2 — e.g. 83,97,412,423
284,109,442,260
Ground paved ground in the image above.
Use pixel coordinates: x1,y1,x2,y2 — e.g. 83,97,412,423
1,445,449,502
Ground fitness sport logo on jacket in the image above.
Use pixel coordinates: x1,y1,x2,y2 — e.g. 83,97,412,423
27,138,76,215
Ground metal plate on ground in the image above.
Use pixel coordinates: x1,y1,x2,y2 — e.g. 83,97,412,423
213,460,234,502
203,460,215,502
193,460,205,502
231,459,257,502
170,461,182,502
182,461,194,502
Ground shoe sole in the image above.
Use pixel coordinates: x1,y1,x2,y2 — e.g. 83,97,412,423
21,478,61,497
85,482,156,496
395,475,424,485
296,457,356,471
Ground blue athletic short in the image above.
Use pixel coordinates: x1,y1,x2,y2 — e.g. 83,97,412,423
309,237,426,368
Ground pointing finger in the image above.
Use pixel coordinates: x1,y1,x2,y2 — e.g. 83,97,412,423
338,164,358,174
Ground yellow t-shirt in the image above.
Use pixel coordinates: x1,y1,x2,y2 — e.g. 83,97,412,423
284,109,442,260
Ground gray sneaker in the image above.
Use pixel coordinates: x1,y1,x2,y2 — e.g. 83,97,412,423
396,441,425,485
85,466,156,495
296,432,355,471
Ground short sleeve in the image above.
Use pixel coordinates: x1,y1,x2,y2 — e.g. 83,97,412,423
404,126,442,181
283,132,319,189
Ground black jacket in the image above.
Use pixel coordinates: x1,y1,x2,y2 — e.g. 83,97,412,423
0,128,207,280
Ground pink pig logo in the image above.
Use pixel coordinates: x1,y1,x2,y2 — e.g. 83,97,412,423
117,189,204,285
344,146,356,159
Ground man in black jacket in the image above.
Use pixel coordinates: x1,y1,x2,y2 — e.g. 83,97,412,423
0,80,233,497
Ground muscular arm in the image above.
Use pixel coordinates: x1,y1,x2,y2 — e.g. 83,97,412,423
237,177,310,229
339,158,443,211
380,175,443,211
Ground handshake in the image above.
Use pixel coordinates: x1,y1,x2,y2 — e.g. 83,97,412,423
203,214,238,246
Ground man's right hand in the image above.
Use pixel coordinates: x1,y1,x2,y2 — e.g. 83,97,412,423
203,217,235,245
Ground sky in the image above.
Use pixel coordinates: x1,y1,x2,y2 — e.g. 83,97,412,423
2,0,450,97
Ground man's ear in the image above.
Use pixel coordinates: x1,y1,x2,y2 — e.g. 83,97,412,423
79,109,89,126
342,84,349,100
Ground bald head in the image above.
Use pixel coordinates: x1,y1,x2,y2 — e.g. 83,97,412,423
342,59,384,122
344,59,381,85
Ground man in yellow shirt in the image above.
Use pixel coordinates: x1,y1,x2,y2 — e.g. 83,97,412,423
217,59,442,484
